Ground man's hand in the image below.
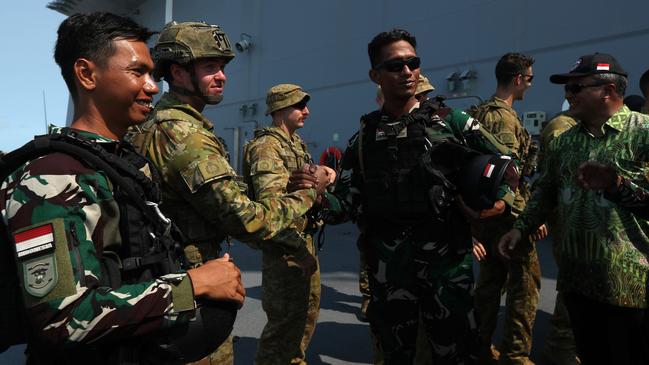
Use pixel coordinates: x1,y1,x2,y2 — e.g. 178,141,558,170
288,164,319,192
188,253,246,307
577,161,621,194
287,164,332,195
472,237,487,261
497,228,522,260
457,196,506,220
530,224,548,242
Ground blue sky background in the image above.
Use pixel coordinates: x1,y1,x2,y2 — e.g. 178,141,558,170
0,1,67,151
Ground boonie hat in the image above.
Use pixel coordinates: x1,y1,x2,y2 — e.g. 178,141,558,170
550,53,627,84
265,84,310,115
416,74,435,95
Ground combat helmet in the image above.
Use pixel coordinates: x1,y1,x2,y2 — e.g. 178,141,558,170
152,21,235,104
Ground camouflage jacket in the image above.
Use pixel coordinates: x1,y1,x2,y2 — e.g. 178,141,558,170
327,102,516,235
515,106,649,308
126,92,316,257
470,96,532,243
0,129,195,348
242,126,312,236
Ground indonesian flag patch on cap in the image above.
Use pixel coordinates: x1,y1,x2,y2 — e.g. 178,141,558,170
14,224,55,259
596,63,610,71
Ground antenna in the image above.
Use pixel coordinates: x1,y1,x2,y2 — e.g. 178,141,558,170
42,90,49,133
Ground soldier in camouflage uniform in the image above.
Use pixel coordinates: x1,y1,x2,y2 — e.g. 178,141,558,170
126,22,329,365
324,29,520,365
470,53,543,365
538,111,579,365
242,84,327,365
0,13,245,364
500,52,649,365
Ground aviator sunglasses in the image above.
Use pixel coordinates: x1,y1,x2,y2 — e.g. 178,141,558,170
374,56,421,72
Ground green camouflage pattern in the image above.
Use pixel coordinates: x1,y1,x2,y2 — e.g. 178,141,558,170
242,125,321,364
265,84,310,115
152,21,234,81
325,104,519,363
470,96,540,364
126,92,317,258
0,129,196,349
515,106,649,308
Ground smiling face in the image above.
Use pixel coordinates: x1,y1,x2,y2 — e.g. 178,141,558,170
92,39,159,131
564,75,608,123
369,40,420,104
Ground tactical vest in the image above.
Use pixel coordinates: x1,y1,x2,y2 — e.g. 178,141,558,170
358,108,440,226
0,129,186,352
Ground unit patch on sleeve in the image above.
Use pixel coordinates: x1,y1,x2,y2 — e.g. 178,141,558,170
14,223,58,298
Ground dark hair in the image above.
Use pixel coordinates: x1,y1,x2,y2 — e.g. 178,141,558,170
367,29,416,69
495,52,535,86
54,12,154,100
640,69,649,98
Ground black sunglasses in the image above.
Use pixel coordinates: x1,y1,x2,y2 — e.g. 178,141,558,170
521,74,534,82
564,82,610,94
292,100,308,110
374,56,421,72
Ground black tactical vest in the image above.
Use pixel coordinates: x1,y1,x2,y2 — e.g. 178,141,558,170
359,110,436,226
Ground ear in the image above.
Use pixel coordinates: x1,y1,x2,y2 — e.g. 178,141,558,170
73,58,96,92
170,63,187,85
513,74,522,87
369,68,380,85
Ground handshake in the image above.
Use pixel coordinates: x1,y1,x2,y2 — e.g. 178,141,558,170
287,163,337,195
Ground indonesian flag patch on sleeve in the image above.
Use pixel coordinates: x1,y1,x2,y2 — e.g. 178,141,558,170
14,224,55,259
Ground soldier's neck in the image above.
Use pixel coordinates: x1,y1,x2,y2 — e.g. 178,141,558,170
274,121,296,139
71,102,123,140
172,91,206,113
495,87,515,107
382,97,418,119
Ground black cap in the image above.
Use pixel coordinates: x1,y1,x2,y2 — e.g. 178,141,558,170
550,53,627,84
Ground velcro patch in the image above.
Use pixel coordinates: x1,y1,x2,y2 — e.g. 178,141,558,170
14,224,55,260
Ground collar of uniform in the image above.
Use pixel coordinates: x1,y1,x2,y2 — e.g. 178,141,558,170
490,95,516,114
158,92,215,131
378,101,421,123
49,125,117,144
267,125,303,144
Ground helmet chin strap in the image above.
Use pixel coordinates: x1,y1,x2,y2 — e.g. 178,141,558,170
170,62,223,105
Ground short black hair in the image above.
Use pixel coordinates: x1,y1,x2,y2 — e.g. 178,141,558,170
54,12,154,100
367,29,416,69
640,69,649,98
495,52,535,86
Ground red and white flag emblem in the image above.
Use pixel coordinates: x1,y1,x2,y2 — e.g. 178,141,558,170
596,63,610,71
483,164,495,178
14,224,54,258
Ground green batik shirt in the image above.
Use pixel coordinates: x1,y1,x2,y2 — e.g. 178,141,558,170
0,129,195,347
514,106,649,308
126,92,316,255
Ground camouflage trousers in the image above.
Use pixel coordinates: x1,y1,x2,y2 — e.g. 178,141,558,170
474,235,540,365
184,244,234,365
255,237,321,365
545,237,577,356
186,337,234,365
366,236,479,365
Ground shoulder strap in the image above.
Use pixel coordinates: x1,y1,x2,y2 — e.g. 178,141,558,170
0,130,168,231
357,111,380,182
